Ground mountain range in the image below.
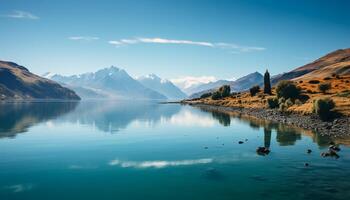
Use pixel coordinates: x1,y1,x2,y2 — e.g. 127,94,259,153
1,48,349,101
0,60,80,100
48,67,187,100
48,66,167,100
189,72,264,98
136,74,187,100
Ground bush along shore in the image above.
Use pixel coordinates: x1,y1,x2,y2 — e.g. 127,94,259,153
180,71,350,137
182,103,349,137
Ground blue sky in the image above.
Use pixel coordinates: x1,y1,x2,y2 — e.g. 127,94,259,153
1,0,349,85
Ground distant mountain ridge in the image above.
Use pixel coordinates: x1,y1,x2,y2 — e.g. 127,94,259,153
189,72,263,98
137,74,187,100
50,66,167,100
186,80,232,95
0,60,80,100
272,48,350,84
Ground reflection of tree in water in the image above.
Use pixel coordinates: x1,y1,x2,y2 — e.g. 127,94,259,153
211,111,231,126
264,127,272,148
197,107,231,126
275,125,302,146
196,106,304,147
242,117,302,146
0,101,78,138
194,105,350,147
249,121,260,130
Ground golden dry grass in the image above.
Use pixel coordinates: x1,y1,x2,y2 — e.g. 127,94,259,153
186,75,350,116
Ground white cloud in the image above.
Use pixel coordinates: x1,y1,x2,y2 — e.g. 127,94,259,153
109,37,265,53
69,36,100,41
138,37,214,47
170,76,217,90
3,10,39,20
109,158,213,168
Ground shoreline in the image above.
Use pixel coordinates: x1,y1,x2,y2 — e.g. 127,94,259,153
180,101,350,137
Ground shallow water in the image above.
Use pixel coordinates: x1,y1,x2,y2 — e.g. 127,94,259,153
0,101,350,200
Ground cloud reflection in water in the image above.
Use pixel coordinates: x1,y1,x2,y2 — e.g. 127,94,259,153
109,158,213,168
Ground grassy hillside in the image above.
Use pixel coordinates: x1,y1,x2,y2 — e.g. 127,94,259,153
185,75,350,116
0,61,80,100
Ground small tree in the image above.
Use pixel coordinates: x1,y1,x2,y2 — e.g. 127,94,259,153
312,98,335,121
219,85,231,98
211,91,221,100
267,97,278,109
249,85,260,96
318,83,331,94
200,92,212,99
264,70,272,94
276,80,300,99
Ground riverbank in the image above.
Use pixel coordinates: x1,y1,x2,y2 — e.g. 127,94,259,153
180,101,350,137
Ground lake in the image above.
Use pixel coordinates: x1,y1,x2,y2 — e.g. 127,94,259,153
1,101,350,200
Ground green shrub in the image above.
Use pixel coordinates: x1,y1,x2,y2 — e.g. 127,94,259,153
200,92,212,99
211,85,231,100
267,97,279,109
276,80,301,99
312,98,335,121
249,85,260,96
211,91,221,100
219,85,231,98
318,83,331,94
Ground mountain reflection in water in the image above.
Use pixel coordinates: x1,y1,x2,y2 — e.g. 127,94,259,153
0,101,78,138
1,101,350,147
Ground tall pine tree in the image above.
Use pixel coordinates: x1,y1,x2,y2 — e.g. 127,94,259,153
264,70,272,94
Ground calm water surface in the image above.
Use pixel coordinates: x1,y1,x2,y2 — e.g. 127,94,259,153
0,101,350,200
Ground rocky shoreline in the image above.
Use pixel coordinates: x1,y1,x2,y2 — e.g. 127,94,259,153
181,102,350,137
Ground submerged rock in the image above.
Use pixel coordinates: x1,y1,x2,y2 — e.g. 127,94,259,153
329,145,341,152
321,149,340,159
256,147,270,156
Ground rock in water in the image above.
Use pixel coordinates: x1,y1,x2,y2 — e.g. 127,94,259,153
256,147,270,156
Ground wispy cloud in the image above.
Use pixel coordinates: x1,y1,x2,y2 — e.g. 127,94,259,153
109,37,265,53
109,158,213,168
69,36,100,41
170,76,217,90
3,10,39,20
